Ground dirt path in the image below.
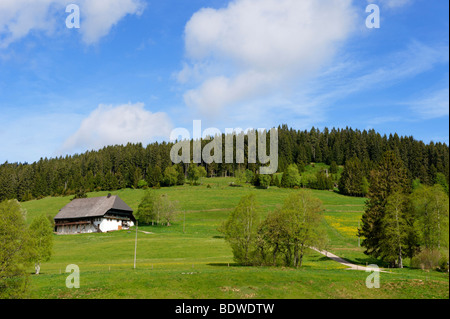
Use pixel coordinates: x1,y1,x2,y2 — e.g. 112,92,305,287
311,248,389,272
138,230,153,234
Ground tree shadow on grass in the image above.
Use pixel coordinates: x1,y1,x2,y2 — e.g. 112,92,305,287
353,257,387,267
207,262,243,268
315,254,387,268
316,256,332,262
207,262,316,271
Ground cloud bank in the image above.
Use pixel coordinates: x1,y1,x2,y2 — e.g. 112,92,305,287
60,103,173,155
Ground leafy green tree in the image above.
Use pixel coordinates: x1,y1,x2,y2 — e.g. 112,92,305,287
219,194,260,265
0,200,34,298
299,173,317,189
280,164,300,188
258,175,271,189
198,166,207,180
281,191,326,268
187,164,206,185
270,174,280,187
29,215,54,275
176,164,185,185
245,169,255,183
379,192,410,268
135,191,158,225
259,208,292,266
135,191,179,226
411,185,449,250
361,177,369,196
314,170,333,190
156,195,179,226
163,166,179,187
234,169,244,185
434,173,449,195
137,179,148,189
251,172,260,187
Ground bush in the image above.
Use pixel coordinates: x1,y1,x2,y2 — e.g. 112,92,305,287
438,253,449,272
411,249,441,270
258,175,271,189
300,173,316,188
280,164,300,188
137,179,148,189
314,170,334,190
152,183,161,189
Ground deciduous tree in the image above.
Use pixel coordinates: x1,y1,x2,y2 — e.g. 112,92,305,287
29,215,54,275
0,200,34,298
219,194,260,265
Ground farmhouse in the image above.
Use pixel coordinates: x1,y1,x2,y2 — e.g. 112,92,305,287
54,194,135,234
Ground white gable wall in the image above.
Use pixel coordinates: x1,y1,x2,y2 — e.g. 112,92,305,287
99,217,121,233
98,217,134,233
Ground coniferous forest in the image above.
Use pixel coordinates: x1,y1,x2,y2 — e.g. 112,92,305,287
0,125,448,202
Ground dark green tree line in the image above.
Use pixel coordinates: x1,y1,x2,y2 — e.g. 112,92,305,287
0,126,448,202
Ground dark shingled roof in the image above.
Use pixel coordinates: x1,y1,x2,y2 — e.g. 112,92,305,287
54,195,133,220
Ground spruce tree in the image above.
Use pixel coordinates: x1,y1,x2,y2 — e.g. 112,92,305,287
339,157,367,197
359,151,409,258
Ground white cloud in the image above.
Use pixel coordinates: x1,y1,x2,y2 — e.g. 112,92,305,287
0,0,145,47
179,0,357,118
79,0,145,44
60,103,173,155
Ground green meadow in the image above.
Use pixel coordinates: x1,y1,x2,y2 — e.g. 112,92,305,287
21,177,449,299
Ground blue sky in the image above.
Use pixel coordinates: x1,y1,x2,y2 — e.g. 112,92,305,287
0,0,448,164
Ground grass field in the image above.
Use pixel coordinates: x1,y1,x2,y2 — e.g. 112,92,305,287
20,177,449,299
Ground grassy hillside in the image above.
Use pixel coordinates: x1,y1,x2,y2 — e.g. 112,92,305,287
20,177,449,299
